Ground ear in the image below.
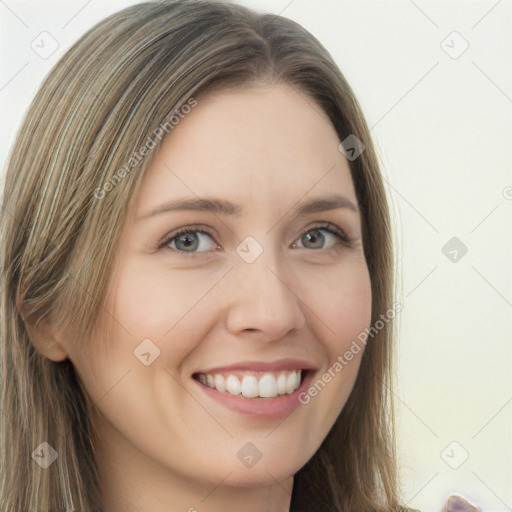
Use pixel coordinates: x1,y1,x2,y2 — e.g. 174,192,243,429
27,312,69,362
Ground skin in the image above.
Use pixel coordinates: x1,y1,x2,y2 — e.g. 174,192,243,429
45,83,372,512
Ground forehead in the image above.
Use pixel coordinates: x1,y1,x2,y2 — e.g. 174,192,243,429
135,83,356,214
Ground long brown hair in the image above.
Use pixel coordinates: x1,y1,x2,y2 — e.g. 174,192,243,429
1,1,404,510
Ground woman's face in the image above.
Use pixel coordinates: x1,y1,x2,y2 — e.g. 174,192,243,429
64,83,371,498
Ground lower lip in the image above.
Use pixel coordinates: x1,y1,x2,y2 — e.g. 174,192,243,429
194,371,315,420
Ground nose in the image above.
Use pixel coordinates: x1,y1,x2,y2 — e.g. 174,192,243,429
224,251,306,342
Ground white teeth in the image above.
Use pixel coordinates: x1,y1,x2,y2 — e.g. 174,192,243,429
214,374,225,392
241,376,259,398
286,371,300,394
197,370,303,399
276,373,287,395
259,373,278,398
225,375,242,396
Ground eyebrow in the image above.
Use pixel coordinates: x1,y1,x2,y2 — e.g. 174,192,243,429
139,194,359,220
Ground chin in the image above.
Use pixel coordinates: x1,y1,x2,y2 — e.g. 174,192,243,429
221,466,296,489
211,449,310,489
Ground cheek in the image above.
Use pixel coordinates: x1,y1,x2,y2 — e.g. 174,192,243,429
103,260,232,381
301,256,373,346
108,260,224,337
297,257,372,410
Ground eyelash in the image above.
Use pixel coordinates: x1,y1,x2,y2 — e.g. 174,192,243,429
157,222,353,256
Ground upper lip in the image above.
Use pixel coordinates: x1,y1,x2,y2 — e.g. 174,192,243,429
194,358,317,374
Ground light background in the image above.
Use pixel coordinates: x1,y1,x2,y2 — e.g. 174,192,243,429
1,1,511,511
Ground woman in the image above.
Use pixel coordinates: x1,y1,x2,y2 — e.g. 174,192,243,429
0,1,417,510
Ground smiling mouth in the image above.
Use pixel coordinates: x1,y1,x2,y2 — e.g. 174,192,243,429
193,370,307,399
